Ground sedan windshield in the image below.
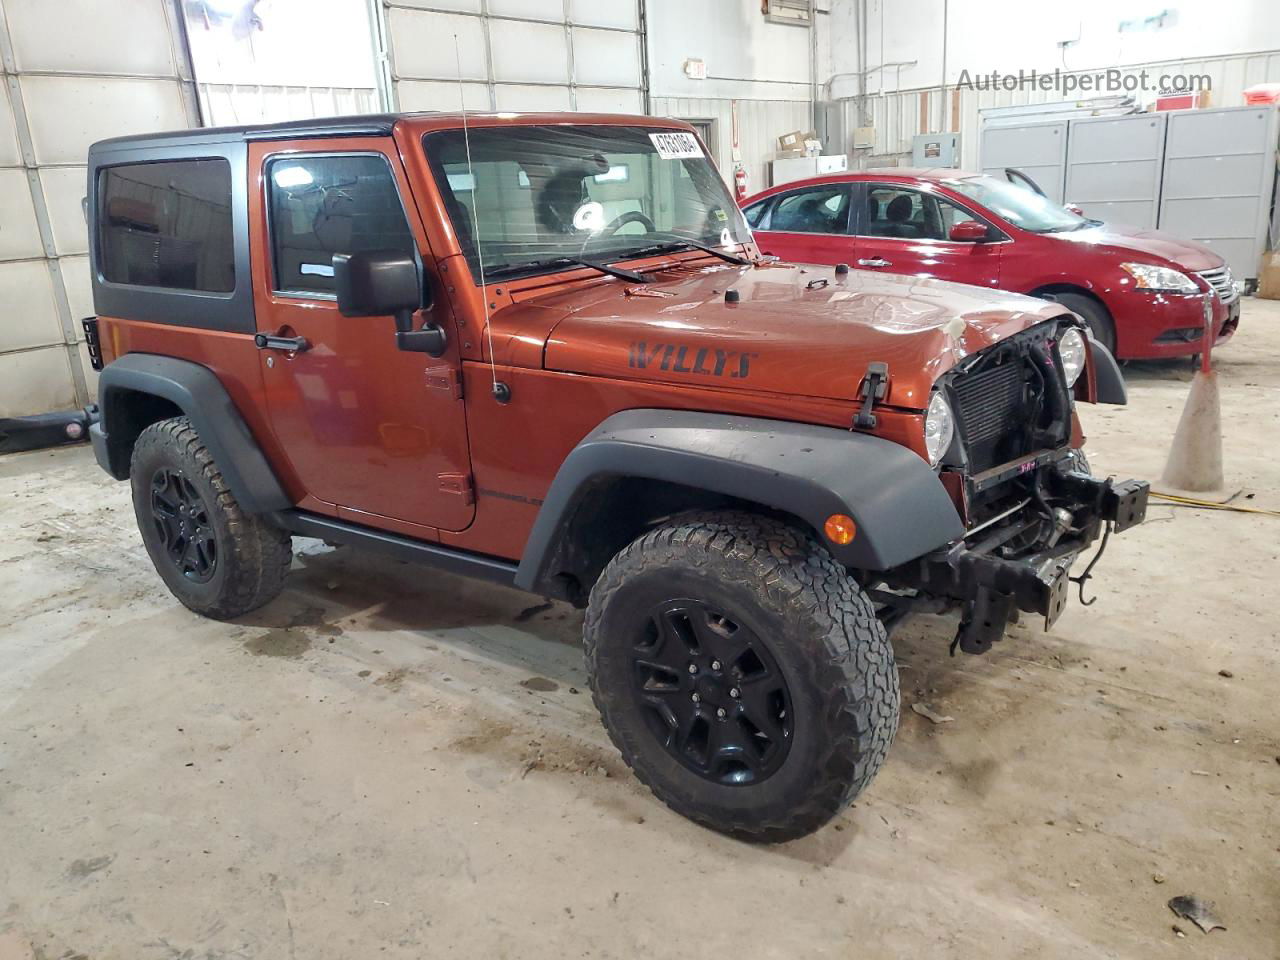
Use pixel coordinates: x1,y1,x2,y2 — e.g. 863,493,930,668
423,125,750,282
945,175,1087,233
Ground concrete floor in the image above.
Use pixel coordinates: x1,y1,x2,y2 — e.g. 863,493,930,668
2,301,1278,960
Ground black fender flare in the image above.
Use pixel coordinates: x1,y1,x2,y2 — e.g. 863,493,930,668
513,409,965,594
1088,336,1127,404
94,353,291,514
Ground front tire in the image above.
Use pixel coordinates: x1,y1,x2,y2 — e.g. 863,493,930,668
1047,291,1117,355
584,512,899,842
131,417,292,620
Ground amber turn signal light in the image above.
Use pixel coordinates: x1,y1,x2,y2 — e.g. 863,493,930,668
824,513,856,545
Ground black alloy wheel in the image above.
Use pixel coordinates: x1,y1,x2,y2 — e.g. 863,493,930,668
633,599,793,786
150,467,218,583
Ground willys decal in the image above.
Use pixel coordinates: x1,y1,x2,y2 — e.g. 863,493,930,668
627,342,757,379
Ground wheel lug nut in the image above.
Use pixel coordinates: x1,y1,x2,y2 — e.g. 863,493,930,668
691,693,700,703
716,707,726,719
687,663,698,674
730,687,740,698
710,660,722,671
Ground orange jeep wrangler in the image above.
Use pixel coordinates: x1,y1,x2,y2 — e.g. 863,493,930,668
83,113,1147,841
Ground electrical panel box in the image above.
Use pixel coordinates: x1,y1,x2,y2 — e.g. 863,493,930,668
912,133,960,168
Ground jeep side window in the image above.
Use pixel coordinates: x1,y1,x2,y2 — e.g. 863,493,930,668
98,158,235,293
266,154,415,295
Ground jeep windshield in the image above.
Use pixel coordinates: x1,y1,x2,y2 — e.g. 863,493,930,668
945,175,1091,233
423,125,751,282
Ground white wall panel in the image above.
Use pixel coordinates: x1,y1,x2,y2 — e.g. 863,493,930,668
0,0,196,415
0,86,20,167
196,84,378,127
489,0,562,19
59,255,93,322
398,79,491,112
37,167,89,256
493,84,573,112
0,260,61,352
6,0,176,76
21,75,187,165
394,0,481,10
388,8,488,81
0,346,76,418
574,87,644,114
573,28,640,87
0,169,43,260
569,0,637,30
489,20,569,84
382,0,643,112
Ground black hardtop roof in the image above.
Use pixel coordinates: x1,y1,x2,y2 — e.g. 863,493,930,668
88,111,679,155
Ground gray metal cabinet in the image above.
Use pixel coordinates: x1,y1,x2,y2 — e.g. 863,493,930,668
1065,114,1167,229
979,120,1068,203
1159,106,1280,281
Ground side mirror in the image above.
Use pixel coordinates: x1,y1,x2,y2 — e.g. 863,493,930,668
333,250,446,357
333,250,428,317
949,220,992,243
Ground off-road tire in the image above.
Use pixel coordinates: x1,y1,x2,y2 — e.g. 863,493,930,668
1049,292,1117,356
584,511,899,842
131,417,292,620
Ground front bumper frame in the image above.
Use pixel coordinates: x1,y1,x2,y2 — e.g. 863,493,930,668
894,465,1148,653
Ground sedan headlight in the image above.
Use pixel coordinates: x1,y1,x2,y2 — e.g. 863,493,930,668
1058,327,1086,386
1120,262,1198,294
924,391,955,466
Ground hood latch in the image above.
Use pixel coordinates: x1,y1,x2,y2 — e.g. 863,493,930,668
854,362,889,429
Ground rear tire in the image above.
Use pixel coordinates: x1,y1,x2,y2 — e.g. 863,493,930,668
131,417,292,620
584,511,899,842
1046,291,1116,355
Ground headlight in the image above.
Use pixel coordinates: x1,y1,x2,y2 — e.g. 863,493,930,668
1058,327,1086,386
924,391,954,466
1120,262,1198,294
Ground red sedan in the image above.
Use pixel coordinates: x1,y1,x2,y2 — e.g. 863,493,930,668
741,170,1240,359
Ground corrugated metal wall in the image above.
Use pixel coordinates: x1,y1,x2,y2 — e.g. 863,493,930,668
0,0,198,418
828,49,1280,170
649,96,813,191
379,0,644,115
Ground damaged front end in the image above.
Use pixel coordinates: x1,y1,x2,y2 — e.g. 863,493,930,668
877,319,1149,652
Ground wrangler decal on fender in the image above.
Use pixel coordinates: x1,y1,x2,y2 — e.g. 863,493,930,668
627,341,758,379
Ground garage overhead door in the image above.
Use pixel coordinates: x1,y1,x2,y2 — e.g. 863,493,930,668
1065,113,1166,229
980,120,1068,204
0,0,198,417
382,0,644,115
1160,105,1280,282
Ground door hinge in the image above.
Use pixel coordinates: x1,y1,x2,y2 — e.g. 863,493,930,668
425,365,464,399
438,472,474,505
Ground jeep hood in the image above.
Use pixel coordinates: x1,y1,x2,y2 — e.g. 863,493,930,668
525,261,1068,409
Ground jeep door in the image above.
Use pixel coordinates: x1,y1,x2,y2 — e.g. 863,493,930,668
248,138,474,534
747,183,857,264
851,182,1002,289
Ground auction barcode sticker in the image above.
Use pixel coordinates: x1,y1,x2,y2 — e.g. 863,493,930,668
648,131,703,159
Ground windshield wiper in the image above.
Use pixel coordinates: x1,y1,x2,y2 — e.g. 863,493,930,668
486,256,650,283
630,234,751,266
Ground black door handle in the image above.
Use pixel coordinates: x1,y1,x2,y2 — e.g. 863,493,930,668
254,333,310,353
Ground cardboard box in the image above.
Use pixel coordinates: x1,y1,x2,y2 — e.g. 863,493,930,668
776,130,820,158
1258,252,1280,300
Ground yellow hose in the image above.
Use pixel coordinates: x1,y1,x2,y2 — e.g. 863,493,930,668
1149,491,1280,518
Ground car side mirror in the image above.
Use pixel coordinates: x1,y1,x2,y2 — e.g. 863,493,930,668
949,220,992,243
333,250,445,356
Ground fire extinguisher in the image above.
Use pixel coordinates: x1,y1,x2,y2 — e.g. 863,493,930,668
734,164,748,202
